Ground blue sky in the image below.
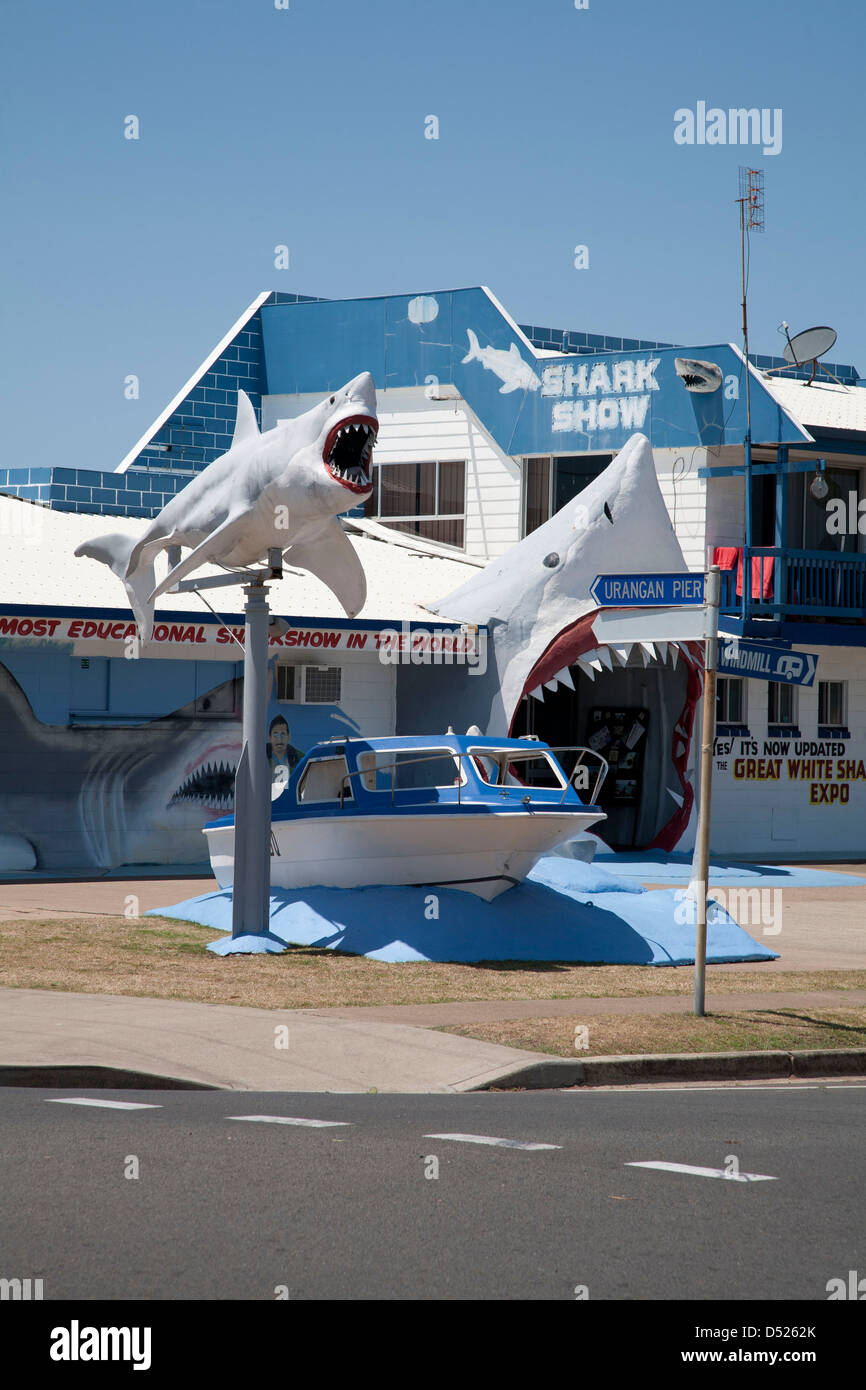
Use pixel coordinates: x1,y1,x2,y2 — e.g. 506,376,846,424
3,0,864,473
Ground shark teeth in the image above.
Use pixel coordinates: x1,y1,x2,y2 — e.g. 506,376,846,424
169,759,236,810
325,418,377,490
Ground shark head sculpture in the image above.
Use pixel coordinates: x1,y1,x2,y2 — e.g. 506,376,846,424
426,433,702,851
429,433,690,726
75,372,378,638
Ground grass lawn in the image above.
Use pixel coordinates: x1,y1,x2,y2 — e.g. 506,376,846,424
1,913,865,1013
439,1009,866,1057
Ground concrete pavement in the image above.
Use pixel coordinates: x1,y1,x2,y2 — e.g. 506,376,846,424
1,868,865,1091
0,986,552,1093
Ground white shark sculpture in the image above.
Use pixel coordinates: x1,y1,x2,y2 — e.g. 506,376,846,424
461,329,541,394
76,373,378,637
427,433,702,851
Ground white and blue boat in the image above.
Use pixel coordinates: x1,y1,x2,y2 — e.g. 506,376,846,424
204,734,607,901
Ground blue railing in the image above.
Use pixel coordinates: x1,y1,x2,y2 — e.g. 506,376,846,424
719,548,866,620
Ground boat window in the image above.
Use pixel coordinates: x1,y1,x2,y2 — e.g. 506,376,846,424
468,748,566,789
357,749,464,792
297,756,352,804
472,754,498,783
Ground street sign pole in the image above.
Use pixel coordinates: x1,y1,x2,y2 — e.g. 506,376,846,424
694,566,721,1017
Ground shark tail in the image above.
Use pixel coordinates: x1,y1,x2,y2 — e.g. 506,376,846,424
74,532,155,640
461,328,481,365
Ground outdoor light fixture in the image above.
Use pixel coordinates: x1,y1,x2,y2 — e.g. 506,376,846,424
809,465,829,502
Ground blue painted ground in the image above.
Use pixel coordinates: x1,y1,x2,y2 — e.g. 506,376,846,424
151,857,778,965
593,851,866,888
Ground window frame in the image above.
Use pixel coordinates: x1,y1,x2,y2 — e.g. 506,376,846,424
276,664,342,705
767,681,798,727
364,459,466,549
818,680,847,727
717,676,747,726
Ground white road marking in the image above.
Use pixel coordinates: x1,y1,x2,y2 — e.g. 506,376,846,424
226,1115,350,1127
559,1085,819,1093
626,1160,776,1182
424,1132,560,1151
46,1098,161,1110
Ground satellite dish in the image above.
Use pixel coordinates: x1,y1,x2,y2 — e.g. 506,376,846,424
782,325,837,366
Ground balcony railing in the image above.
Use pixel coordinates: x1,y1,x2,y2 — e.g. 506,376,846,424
719,548,866,621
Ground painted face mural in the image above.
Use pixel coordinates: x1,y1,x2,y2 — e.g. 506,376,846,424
0,655,358,872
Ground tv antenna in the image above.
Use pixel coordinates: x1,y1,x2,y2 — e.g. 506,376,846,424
765,323,841,386
736,167,764,441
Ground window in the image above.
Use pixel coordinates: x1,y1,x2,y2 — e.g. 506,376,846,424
276,666,296,702
468,746,566,789
358,748,464,792
818,681,847,727
304,666,341,703
800,467,860,554
717,677,746,725
768,683,797,726
276,665,342,704
297,756,352,804
523,455,614,534
364,460,465,547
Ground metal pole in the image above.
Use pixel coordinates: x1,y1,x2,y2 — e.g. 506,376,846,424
231,579,272,938
694,566,721,1016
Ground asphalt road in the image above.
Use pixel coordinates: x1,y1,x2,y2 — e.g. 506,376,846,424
1,1084,863,1301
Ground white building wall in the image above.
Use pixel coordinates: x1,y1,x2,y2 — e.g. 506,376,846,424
272,649,396,737
709,646,866,858
652,446,711,572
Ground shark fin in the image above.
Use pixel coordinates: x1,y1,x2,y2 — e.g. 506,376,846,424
508,343,523,358
499,380,521,393
231,390,260,449
147,513,250,606
284,518,367,618
74,532,136,580
75,532,158,640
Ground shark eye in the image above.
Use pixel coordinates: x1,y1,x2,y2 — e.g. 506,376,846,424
543,552,560,568
329,396,335,404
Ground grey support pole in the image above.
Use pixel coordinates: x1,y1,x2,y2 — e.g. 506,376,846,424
694,566,721,1016
231,578,272,938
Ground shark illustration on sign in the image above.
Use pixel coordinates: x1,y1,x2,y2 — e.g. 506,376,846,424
75,374,378,638
674,357,723,393
461,329,542,394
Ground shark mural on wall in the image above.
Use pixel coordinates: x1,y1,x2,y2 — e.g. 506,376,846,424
76,374,378,638
426,433,703,851
0,659,359,871
461,329,542,394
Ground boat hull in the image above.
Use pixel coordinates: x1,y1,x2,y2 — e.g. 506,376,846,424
204,808,605,901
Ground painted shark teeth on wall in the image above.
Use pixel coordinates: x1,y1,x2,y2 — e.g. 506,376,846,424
169,759,236,810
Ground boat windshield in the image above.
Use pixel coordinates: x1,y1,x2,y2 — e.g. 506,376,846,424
297,755,353,804
357,749,464,792
469,748,566,789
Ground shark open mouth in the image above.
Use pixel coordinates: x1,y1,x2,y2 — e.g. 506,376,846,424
509,612,704,853
323,415,377,493
169,757,236,814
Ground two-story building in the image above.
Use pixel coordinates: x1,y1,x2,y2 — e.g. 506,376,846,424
1,286,863,868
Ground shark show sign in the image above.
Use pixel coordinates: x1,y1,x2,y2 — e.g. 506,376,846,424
542,357,661,435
